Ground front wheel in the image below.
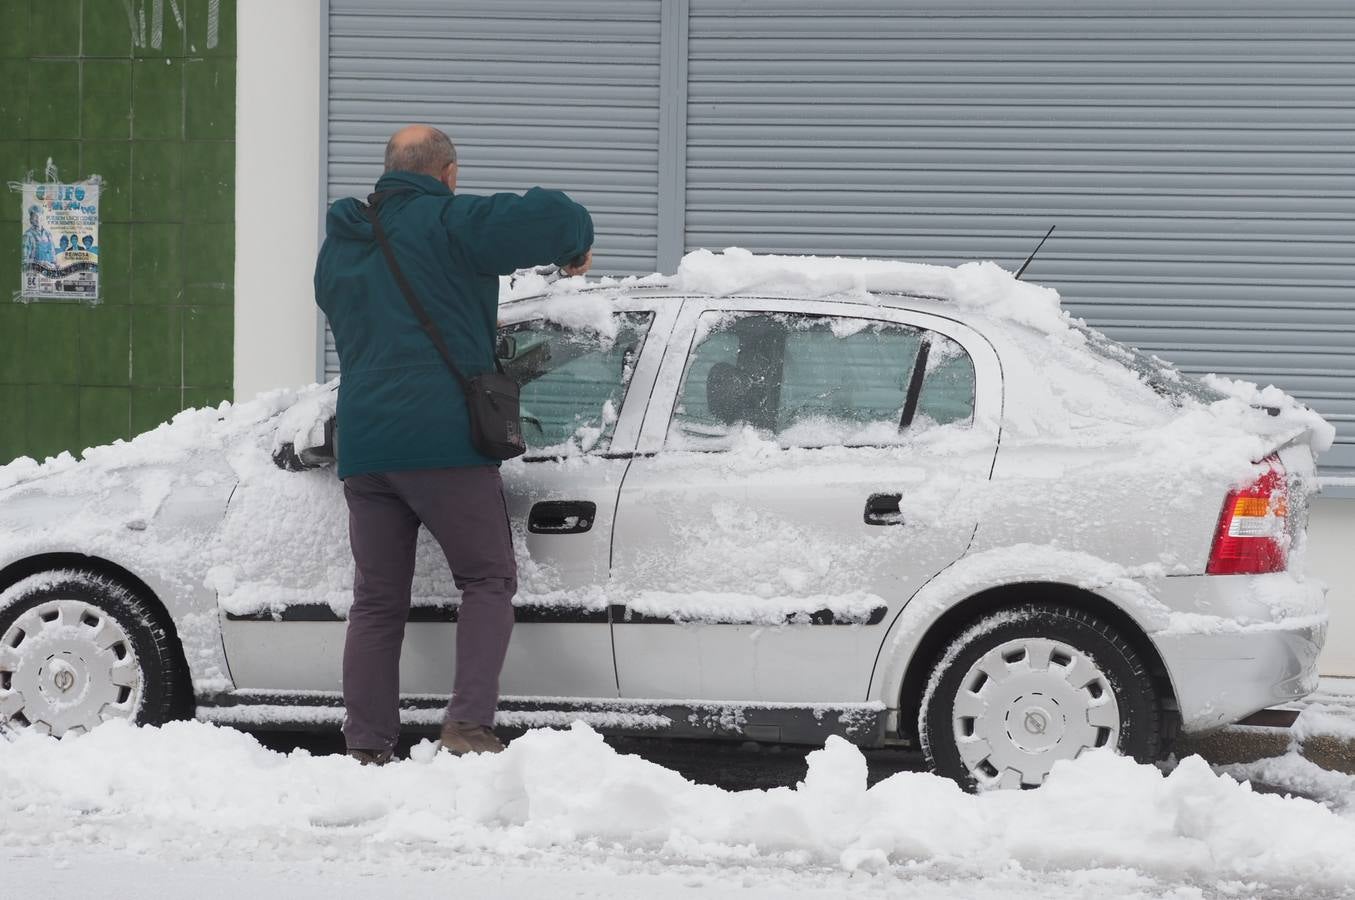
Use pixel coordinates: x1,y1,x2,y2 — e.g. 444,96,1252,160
0,571,185,737
920,604,1165,790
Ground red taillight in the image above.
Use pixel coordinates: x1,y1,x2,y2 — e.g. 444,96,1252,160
1206,456,1289,575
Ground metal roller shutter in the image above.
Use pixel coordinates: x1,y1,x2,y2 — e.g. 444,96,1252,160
323,0,663,378
685,0,1355,472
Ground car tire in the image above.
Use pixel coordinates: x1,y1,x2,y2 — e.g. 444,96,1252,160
0,570,187,737
920,603,1164,791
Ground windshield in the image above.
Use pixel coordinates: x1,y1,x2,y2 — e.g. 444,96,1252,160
1073,324,1227,407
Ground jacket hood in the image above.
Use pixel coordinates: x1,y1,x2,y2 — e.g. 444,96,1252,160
324,171,451,240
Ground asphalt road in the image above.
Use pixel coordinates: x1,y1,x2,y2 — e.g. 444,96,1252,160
248,726,1352,807
250,728,927,790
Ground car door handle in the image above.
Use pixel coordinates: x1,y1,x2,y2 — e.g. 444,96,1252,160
528,501,597,535
864,493,904,526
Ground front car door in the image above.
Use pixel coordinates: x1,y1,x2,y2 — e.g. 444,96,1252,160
218,294,674,709
609,297,1001,713
491,295,673,700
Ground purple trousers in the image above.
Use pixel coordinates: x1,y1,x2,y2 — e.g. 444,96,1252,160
341,467,517,752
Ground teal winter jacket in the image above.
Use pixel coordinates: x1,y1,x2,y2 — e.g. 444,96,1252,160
314,171,593,478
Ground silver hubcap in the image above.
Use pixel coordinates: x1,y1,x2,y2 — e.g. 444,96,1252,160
0,600,142,736
952,637,1120,789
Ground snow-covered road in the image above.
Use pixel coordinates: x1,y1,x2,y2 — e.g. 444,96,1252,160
2,721,1353,899
6,853,1339,900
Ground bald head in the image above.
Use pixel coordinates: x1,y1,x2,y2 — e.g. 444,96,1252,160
384,125,458,179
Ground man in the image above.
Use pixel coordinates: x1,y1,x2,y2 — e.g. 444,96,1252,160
22,206,57,269
314,125,594,764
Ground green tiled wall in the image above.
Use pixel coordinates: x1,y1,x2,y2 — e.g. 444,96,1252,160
0,0,236,464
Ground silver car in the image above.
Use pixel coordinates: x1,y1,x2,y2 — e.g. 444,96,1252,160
0,268,1329,789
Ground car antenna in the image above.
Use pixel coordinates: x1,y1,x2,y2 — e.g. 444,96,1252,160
1013,225,1056,280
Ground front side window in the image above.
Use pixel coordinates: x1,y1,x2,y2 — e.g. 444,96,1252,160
500,312,653,453
668,312,975,449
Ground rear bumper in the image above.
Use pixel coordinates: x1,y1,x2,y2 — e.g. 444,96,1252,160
1150,573,1327,733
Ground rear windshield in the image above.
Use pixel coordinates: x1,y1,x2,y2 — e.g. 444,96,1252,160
1074,324,1227,407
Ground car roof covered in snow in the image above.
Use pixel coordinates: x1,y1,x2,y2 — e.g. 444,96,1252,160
500,248,1334,459
502,247,1064,334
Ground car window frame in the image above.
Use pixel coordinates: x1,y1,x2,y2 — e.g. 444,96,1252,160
636,296,1002,456
495,293,680,461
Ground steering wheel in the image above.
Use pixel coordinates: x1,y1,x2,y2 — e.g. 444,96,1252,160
520,406,544,437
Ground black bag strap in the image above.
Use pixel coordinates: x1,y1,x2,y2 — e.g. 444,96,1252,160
365,190,504,391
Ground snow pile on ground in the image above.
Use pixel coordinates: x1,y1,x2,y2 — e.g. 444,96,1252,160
1222,753,1355,820
2,721,1354,894
1290,677,1355,743
1295,704,1355,744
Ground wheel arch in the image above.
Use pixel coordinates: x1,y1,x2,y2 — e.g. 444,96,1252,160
0,552,195,718
890,581,1179,746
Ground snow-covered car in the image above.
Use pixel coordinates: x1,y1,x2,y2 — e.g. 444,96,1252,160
0,250,1333,789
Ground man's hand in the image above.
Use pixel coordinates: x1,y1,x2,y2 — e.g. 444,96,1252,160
561,249,593,277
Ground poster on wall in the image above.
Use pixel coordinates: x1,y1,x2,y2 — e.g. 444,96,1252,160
20,181,100,301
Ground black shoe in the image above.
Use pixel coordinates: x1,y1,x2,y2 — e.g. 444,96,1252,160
348,747,394,766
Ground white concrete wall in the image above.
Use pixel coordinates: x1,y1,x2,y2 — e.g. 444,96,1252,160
234,0,324,402
1309,495,1355,676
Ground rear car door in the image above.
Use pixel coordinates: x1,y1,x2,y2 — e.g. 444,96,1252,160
609,297,1001,704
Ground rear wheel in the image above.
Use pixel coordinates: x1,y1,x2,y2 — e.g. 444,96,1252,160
920,604,1164,790
0,571,185,737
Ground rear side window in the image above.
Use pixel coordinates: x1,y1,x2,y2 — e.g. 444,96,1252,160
669,312,975,449
917,335,977,428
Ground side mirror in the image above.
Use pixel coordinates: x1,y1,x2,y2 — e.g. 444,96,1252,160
496,334,517,360
299,416,338,468
273,416,337,471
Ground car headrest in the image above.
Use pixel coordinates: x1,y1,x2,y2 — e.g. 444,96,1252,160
706,361,752,426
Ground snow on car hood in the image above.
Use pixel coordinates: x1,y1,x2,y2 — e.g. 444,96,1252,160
0,385,319,495
0,387,348,688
